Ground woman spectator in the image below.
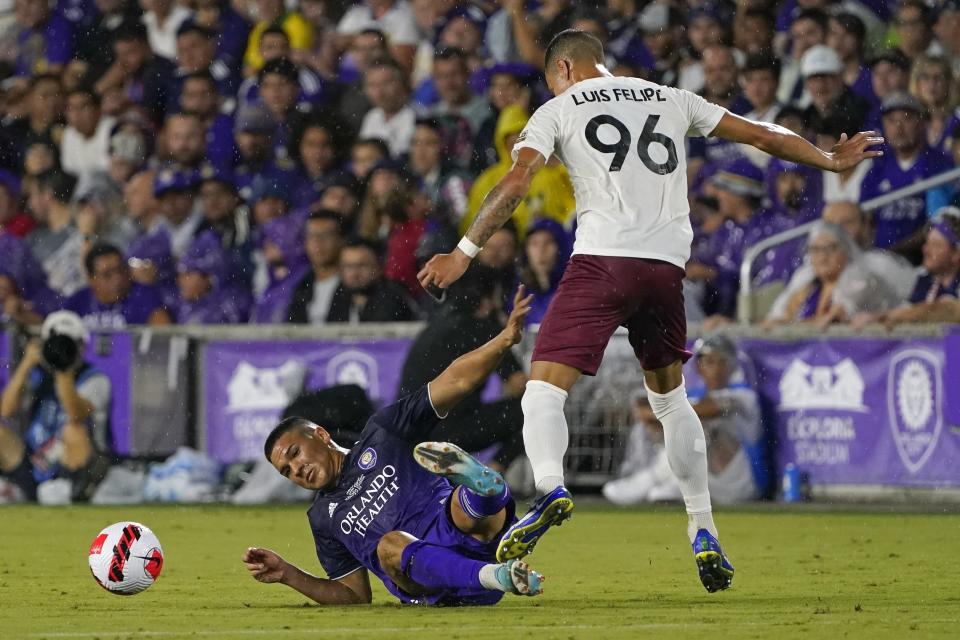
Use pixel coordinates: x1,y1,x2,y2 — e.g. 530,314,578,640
909,55,960,152
517,218,569,327
767,222,900,330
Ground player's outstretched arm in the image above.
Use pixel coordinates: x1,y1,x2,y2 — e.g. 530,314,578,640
417,148,545,291
711,112,884,173
242,547,372,605
428,286,534,416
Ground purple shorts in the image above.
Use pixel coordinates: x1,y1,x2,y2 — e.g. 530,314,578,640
532,255,692,375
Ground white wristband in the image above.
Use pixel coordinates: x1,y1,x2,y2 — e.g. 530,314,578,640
457,237,481,258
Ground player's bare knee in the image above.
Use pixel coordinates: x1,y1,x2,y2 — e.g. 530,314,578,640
376,531,414,575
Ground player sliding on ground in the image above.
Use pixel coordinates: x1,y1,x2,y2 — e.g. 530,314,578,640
418,29,884,593
244,287,547,606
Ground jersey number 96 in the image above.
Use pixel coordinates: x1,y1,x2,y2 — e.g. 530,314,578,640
585,114,678,175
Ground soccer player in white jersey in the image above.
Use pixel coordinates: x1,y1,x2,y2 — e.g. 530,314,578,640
418,29,883,592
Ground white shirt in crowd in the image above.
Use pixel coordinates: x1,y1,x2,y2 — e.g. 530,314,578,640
143,5,192,60
308,275,340,324
514,74,726,268
59,116,116,189
337,0,419,46
358,104,417,156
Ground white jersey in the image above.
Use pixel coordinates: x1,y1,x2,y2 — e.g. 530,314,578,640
513,75,726,268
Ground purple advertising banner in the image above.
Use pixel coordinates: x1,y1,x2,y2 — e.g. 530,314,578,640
203,338,414,464
0,330,9,391
944,327,960,427
741,338,960,487
85,333,133,456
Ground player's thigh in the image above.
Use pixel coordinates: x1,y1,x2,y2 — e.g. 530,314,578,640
531,256,632,377
624,261,692,374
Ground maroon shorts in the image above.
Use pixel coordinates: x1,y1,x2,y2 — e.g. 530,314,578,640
531,255,691,376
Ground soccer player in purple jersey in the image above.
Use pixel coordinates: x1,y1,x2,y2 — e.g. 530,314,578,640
243,287,547,605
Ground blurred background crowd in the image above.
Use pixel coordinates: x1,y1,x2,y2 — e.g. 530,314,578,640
2,0,960,505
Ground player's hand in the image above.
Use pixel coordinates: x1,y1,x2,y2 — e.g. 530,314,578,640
243,547,289,584
417,250,471,292
503,285,534,346
829,131,884,173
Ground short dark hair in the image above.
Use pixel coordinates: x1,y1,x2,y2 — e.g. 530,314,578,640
795,8,829,33
35,169,77,203
742,54,781,79
832,12,866,50
307,209,345,236
897,0,932,26
183,71,216,87
742,9,775,29
29,73,61,92
434,46,468,68
113,21,149,44
356,28,387,45
353,137,390,157
84,242,123,276
263,416,312,462
342,236,383,261
366,57,406,85
261,25,290,43
177,22,215,40
259,57,299,84
66,86,100,107
544,29,604,70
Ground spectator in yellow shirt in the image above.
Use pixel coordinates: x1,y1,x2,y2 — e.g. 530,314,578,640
243,0,314,74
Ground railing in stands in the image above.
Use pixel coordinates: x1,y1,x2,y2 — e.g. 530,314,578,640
736,166,960,323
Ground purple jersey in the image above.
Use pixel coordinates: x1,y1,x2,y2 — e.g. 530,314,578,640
174,286,251,324
306,386,508,605
64,283,165,328
860,146,954,249
16,13,73,76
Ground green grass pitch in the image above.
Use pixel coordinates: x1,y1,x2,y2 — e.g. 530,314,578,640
2,504,958,639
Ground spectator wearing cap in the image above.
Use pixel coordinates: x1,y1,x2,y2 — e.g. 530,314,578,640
0,170,35,237
358,58,416,157
861,92,954,260
26,169,86,297
800,44,870,132
123,169,176,298
933,0,960,75
173,21,237,100
0,74,64,172
64,242,172,328
472,62,534,174
197,166,254,288
334,28,386,132
176,73,236,173
237,27,327,110
436,5,487,71
409,118,471,226
429,48,490,135
231,104,299,203
285,209,344,324
733,9,776,58
517,218,570,328
464,105,575,237
290,115,350,209
173,231,251,324
865,49,911,131
910,55,960,153
95,22,177,127
13,0,74,76
327,237,417,323
737,55,783,169
777,8,828,105
0,232,60,326
141,0,192,60
250,213,310,322
108,126,149,186
243,0,314,74
691,159,793,318
827,13,874,105
248,172,296,228
154,168,203,259
894,1,939,62
0,310,112,503
336,0,418,74
59,88,116,191
603,334,762,506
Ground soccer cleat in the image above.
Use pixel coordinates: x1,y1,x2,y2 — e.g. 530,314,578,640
413,442,504,496
495,559,544,596
496,486,574,563
692,528,734,593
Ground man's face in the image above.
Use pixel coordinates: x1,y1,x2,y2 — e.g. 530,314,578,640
438,17,482,55
66,94,100,136
922,228,959,275
270,425,338,491
299,127,335,175
124,171,157,220
740,69,777,109
804,74,843,111
199,181,237,223
259,33,291,63
259,73,298,118
159,191,195,224
364,66,406,113
696,352,731,391
164,115,205,165
702,47,737,98
734,15,773,55
31,78,63,122
826,20,858,61
871,61,907,100
433,58,469,106
409,125,441,175
489,72,523,111
28,184,52,220
90,253,131,305
113,39,148,73
882,110,923,156
351,143,384,179
688,17,722,53
477,228,517,271
934,9,960,48
319,186,357,217
252,197,287,226
350,33,387,72
915,63,951,108
807,232,847,282
790,17,825,58
775,171,806,209
896,5,930,54
176,32,214,73
177,271,210,301
340,246,380,292
236,131,271,162
305,218,343,270
822,202,865,246
180,78,218,116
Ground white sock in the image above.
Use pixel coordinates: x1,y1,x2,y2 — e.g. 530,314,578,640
521,380,569,495
479,564,508,591
645,378,718,543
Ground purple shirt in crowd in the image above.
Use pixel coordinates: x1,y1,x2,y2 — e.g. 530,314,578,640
64,283,166,329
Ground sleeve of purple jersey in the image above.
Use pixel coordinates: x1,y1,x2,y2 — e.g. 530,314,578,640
367,386,443,442
313,526,363,581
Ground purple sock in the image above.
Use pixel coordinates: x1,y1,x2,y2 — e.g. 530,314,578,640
457,482,512,520
400,540,485,591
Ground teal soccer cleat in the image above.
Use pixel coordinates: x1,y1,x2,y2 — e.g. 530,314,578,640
496,485,574,563
693,528,734,592
495,559,544,596
413,442,505,496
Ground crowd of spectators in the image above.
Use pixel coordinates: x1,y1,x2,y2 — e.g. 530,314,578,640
1,0,959,336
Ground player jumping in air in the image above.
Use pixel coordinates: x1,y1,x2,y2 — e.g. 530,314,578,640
418,30,883,592
244,288,547,606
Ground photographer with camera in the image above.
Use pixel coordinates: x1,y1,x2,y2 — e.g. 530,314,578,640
0,311,112,503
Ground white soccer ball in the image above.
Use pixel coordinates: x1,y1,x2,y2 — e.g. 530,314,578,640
88,522,164,595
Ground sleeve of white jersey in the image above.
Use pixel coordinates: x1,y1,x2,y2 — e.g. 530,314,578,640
671,88,727,138
511,100,561,163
